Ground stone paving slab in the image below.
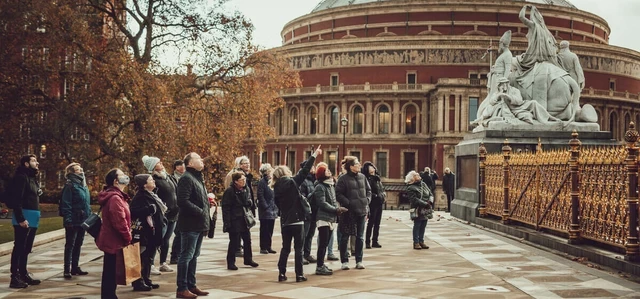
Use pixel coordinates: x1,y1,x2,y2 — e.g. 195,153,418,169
0,211,639,298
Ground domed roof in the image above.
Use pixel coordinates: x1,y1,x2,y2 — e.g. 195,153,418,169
311,0,576,13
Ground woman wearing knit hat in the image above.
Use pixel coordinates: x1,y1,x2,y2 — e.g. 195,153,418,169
129,174,167,291
312,163,347,275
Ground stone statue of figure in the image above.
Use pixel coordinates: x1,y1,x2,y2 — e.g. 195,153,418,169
518,5,560,71
487,30,513,94
558,41,585,90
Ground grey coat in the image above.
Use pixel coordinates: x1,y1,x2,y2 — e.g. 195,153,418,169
313,181,338,223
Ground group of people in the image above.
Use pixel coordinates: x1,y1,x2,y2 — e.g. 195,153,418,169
4,149,453,298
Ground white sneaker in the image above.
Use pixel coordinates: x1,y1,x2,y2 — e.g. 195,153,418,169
150,265,161,275
355,262,365,269
159,262,174,272
341,263,350,270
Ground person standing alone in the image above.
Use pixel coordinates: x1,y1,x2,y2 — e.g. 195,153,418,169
60,162,91,279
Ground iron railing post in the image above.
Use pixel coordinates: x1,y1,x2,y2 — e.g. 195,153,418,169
568,130,582,244
479,143,487,217
502,139,511,224
624,122,639,262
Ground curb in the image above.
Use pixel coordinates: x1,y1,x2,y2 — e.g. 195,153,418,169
0,228,66,256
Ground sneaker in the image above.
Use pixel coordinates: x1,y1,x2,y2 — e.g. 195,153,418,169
150,265,161,275
159,263,174,272
355,262,365,269
260,249,269,254
341,263,350,270
327,254,339,261
316,265,333,275
304,255,317,263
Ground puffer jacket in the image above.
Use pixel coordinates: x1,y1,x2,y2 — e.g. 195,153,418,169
313,180,338,223
96,186,132,254
60,174,91,226
407,181,433,221
335,171,371,216
274,155,315,226
257,175,277,220
222,184,252,233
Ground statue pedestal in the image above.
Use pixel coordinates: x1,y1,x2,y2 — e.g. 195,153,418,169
451,130,618,223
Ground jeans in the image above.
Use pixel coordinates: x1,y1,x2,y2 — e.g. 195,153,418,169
226,231,253,266
160,221,176,263
339,215,366,263
316,226,331,268
64,226,85,271
176,232,204,292
137,245,157,286
170,231,181,262
303,220,316,257
366,204,383,244
412,219,428,243
11,226,37,276
259,219,275,250
277,224,304,276
101,252,117,299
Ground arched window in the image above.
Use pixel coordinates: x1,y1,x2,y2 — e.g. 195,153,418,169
609,112,618,140
330,106,339,134
309,106,317,134
352,106,363,134
405,105,417,134
378,105,390,134
291,108,299,135
275,109,283,136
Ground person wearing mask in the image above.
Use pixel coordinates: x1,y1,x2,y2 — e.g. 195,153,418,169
60,163,91,279
299,161,317,265
362,162,385,249
175,153,210,299
312,163,347,275
405,170,434,250
130,174,167,291
142,155,178,273
257,163,277,254
273,146,322,283
222,171,259,270
96,168,132,299
169,159,185,265
335,156,371,270
8,155,42,288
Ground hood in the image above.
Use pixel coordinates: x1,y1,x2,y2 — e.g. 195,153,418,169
361,161,377,177
98,186,128,206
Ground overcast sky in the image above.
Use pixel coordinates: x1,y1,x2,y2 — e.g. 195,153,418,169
227,0,640,52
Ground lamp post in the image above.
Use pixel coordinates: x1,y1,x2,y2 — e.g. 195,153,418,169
341,116,348,172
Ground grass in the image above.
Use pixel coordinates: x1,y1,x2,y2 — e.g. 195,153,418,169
0,217,64,245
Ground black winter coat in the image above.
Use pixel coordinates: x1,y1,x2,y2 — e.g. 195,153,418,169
313,181,338,223
176,168,210,233
335,171,371,217
257,175,277,220
366,175,385,206
153,173,179,222
274,155,315,226
222,185,252,233
130,190,167,247
9,167,40,223
443,172,456,195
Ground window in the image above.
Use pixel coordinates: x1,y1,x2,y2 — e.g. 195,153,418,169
378,105,390,134
274,151,281,166
407,72,417,88
609,112,618,139
405,105,417,134
609,79,616,91
330,106,339,134
349,151,361,161
327,151,337,176
261,152,267,163
331,74,339,86
468,97,479,126
309,106,317,134
58,171,65,189
291,108,298,135
376,152,388,177
305,150,312,159
275,109,283,135
352,106,363,134
403,152,416,176
287,151,296,173
38,171,46,189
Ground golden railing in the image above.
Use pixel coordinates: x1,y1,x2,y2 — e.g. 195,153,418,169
478,124,640,262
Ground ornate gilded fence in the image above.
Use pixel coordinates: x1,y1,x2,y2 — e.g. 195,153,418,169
478,123,640,262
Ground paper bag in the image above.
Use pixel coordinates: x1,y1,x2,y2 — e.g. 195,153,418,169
115,243,142,285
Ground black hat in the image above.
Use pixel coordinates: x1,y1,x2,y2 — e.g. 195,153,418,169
173,160,184,168
134,174,151,188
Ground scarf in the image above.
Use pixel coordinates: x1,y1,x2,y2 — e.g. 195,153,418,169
67,173,87,187
323,178,334,186
147,190,168,215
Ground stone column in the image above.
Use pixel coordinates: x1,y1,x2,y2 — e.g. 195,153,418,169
366,98,373,134
421,96,428,135
444,94,450,132
319,102,325,134
393,98,400,134
437,94,444,132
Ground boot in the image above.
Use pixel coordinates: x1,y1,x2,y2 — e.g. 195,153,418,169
71,267,88,275
413,243,422,250
132,279,152,291
176,290,198,298
9,275,28,289
419,242,430,249
63,265,72,279
372,242,382,248
21,273,41,285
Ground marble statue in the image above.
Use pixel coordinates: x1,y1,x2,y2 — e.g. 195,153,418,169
518,5,561,70
479,31,513,120
558,41,585,91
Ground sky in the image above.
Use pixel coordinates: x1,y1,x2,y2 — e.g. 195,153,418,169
227,0,640,53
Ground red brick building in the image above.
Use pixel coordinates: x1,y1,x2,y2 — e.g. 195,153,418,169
243,0,640,208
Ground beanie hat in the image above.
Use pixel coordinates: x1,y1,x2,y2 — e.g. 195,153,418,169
142,155,160,173
134,174,151,188
316,165,328,180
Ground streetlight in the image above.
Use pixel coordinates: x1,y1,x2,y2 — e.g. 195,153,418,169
340,116,348,172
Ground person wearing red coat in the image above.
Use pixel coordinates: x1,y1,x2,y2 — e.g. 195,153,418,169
96,169,132,299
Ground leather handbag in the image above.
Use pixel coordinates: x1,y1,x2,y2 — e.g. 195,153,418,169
244,206,256,228
81,208,102,239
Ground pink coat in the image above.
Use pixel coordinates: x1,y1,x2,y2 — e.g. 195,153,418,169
96,186,132,254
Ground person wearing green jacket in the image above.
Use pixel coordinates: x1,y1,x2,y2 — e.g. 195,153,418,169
60,163,92,279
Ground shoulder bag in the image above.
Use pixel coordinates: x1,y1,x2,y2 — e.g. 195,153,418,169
81,207,102,239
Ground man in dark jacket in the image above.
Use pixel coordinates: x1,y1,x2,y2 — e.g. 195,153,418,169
7,155,42,289
335,156,371,271
170,159,185,264
299,161,317,264
143,155,179,273
175,153,210,299
420,167,435,193
442,167,456,212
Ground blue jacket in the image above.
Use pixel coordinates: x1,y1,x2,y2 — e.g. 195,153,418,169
60,174,91,226
257,175,277,220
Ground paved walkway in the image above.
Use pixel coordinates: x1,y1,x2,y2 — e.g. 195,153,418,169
0,211,639,299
